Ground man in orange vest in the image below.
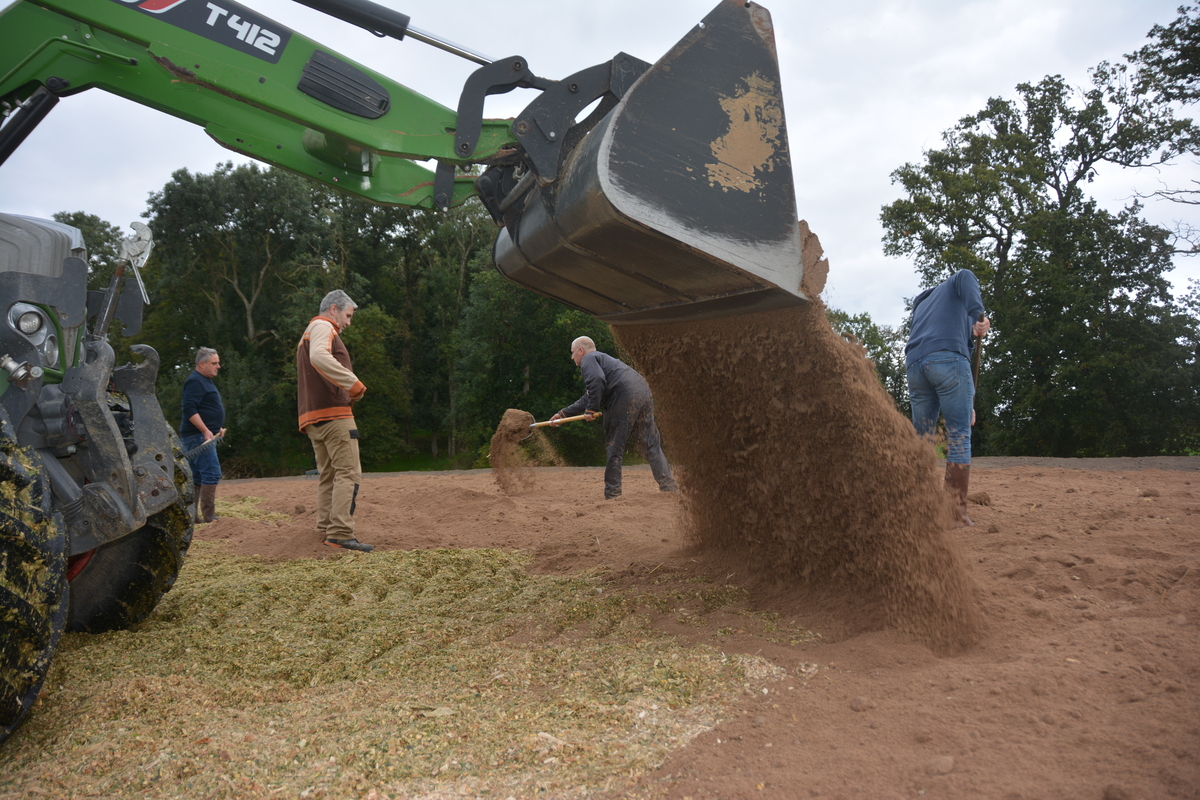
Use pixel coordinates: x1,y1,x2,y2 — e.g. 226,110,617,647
296,289,373,551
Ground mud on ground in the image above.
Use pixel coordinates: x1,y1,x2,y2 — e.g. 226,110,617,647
167,459,1200,799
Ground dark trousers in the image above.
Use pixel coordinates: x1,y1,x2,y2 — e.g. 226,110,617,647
603,382,676,499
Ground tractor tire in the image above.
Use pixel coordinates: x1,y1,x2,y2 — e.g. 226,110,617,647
0,437,68,744
65,432,195,634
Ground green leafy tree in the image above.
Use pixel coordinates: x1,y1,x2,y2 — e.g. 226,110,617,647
340,304,411,468
309,192,498,461
1126,4,1200,252
987,203,1199,455
142,162,321,366
131,159,677,474
52,211,123,289
882,71,1200,456
406,203,496,459
1131,3,1200,103
141,163,329,474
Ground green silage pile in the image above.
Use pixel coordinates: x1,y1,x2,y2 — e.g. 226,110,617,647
1,542,787,799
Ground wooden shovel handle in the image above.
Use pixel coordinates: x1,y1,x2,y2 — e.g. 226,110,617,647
531,412,602,428
971,313,984,387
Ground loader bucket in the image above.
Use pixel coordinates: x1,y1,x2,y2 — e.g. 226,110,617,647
493,0,805,325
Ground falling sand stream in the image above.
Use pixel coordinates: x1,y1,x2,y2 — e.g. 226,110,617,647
613,228,980,652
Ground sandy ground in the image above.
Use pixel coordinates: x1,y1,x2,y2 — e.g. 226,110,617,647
203,457,1200,800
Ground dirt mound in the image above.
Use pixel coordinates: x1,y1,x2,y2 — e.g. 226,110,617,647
488,408,536,493
616,300,980,652
487,408,564,494
145,463,1200,798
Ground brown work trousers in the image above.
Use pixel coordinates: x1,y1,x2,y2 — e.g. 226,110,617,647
305,417,361,540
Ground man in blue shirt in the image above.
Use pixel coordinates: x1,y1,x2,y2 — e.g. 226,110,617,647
551,336,677,500
905,270,991,526
180,347,226,523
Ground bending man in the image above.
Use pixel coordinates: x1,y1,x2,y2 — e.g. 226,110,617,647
551,336,677,500
905,269,991,527
296,290,373,551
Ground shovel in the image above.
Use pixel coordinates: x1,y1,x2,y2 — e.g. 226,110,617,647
971,313,985,387
522,412,601,440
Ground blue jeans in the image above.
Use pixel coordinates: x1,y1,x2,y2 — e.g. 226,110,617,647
907,351,973,464
182,432,222,485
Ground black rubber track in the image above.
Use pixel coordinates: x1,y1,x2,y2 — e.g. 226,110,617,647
65,433,195,634
0,437,68,744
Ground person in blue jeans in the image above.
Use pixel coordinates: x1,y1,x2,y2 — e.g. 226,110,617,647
180,347,226,523
905,270,991,526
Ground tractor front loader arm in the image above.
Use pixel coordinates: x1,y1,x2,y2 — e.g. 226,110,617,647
1,0,807,325
0,0,517,209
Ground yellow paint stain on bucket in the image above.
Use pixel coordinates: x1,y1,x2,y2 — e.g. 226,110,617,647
706,72,783,193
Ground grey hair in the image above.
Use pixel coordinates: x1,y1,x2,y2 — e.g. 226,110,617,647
319,289,358,314
571,336,596,354
196,347,218,367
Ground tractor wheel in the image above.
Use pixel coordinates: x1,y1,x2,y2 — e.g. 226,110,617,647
0,437,68,744
65,432,194,633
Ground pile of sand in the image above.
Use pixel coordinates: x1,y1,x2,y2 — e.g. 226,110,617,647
488,409,564,494
616,271,979,653
488,409,536,493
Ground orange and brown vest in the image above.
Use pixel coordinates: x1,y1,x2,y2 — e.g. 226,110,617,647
297,317,355,431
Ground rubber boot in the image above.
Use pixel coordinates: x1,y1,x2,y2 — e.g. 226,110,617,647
199,483,220,524
193,486,203,524
603,453,623,499
944,463,974,528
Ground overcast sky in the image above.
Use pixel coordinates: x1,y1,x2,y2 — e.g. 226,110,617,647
1,0,1195,327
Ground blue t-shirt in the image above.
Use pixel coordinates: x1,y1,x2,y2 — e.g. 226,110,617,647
905,269,985,366
180,370,225,436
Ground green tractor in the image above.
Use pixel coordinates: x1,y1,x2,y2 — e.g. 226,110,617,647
0,213,194,742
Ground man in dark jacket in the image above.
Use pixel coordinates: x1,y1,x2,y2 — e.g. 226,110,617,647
551,336,677,500
905,269,991,526
180,347,226,523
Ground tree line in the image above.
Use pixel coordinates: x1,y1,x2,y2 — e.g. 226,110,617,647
878,3,1200,456
57,166,615,476
791,6,1200,456
58,4,1200,470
